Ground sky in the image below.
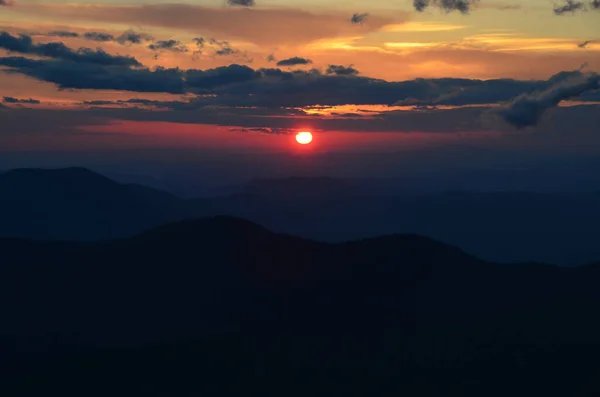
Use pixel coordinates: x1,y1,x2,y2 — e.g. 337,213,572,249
0,0,599,190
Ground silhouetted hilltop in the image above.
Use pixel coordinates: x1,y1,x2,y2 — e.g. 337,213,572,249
0,167,188,241
2,216,600,395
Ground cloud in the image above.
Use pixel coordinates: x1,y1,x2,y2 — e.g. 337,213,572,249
44,29,154,46
0,57,184,93
0,32,141,67
0,0,14,6
553,0,584,14
494,71,600,128
192,37,252,63
116,30,154,45
3,96,40,104
48,31,80,38
2,47,597,110
148,40,188,52
209,38,239,56
381,22,468,32
350,13,368,24
227,0,255,6
326,64,359,75
228,127,292,135
593,0,600,8
16,4,399,46
413,0,480,14
83,32,115,42
276,57,312,66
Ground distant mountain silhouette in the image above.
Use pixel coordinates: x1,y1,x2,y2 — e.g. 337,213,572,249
5,168,600,264
1,216,600,396
0,167,189,240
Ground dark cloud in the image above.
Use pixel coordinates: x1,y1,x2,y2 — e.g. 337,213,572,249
0,57,184,93
83,98,170,107
210,38,237,56
554,0,585,14
83,32,115,42
276,57,312,66
0,32,141,67
227,0,255,6
3,97,40,104
116,30,154,45
45,30,154,46
495,72,600,128
414,0,429,11
578,40,593,48
395,71,600,107
228,127,292,135
326,64,359,76
266,53,276,63
2,53,598,111
48,31,80,38
591,0,600,8
190,37,252,63
350,13,368,24
414,0,480,13
148,40,188,53
193,37,206,49
0,0,14,6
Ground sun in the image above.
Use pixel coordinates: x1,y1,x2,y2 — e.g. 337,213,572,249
295,131,313,145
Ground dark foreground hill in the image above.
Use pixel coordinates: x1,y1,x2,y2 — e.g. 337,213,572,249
1,216,600,396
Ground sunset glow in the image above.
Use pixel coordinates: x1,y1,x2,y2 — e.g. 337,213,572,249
296,132,313,145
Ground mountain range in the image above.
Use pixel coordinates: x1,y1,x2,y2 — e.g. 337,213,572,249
3,167,600,264
1,213,600,395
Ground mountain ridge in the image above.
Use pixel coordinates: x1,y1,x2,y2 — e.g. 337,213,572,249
2,215,600,395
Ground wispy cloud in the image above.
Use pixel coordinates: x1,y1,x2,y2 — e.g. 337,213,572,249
553,0,585,15
350,13,369,24
15,4,400,46
495,71,600,128
83,32,115,42
276,56,312,66
0,32,141,66
380,22,468,32
228,127,292,135
148,40,188,53
116,30,154,45
48,31,79,38
3,96,40,104
325,64,359,76
227,0,255,6
45,29,154,46
413,0,480,14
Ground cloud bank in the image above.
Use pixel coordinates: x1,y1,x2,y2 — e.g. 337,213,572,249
0,32,141,66
495,71,600,128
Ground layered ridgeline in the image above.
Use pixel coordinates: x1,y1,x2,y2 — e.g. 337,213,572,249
3,168,600,264
1,216,600,396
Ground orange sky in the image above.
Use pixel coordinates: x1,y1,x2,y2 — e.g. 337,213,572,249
0,0,599,103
